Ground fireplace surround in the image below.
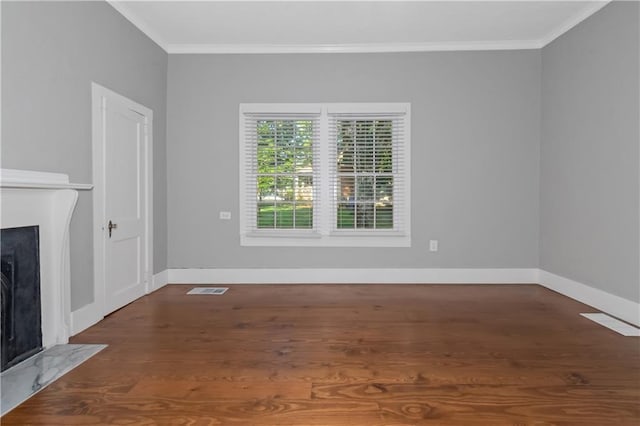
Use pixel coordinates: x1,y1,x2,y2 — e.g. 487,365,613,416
0,169,92,351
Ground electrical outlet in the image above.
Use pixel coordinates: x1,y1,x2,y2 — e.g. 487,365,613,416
429,240,439,252
219,211,231,220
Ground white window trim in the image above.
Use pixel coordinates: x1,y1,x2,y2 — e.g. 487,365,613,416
239,103,411,247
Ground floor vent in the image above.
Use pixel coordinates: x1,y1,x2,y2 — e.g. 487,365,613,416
187,287,228,295
580,313,640,336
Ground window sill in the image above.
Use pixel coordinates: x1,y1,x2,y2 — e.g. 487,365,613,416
241,232,411,247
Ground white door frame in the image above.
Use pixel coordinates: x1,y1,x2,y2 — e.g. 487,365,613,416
91,82,153,317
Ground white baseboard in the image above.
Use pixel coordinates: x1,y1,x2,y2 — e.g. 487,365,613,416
168,268,639,326
150,269,169,292
69,269,168,337
539,270,640,327
168,268,539,285
70,302,103,336
71,268,640,331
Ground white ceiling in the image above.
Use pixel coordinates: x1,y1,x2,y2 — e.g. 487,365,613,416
108,1,611,54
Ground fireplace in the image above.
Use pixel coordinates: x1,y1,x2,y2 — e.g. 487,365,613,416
0,169,91,355
1,226,43,372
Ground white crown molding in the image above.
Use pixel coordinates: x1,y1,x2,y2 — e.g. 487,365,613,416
167,40,542,55
108,1,611,55
107,0,169,52
539,1,611,47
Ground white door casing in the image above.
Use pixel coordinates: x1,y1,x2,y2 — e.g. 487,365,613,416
92,83,153,316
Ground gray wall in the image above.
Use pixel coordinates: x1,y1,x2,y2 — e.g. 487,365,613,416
5,1,634,307
540,1,640,302
2,1,168,310
167,51,541,269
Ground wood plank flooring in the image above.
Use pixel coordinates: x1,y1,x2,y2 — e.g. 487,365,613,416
3,284,639,425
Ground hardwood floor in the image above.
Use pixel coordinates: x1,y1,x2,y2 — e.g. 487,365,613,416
4,284,639,425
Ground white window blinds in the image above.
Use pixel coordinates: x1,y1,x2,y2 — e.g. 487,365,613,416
328,111,409,235
240,110,321,234
240,103,410,247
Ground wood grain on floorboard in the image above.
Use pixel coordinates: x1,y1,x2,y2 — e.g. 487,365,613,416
3,284,639,425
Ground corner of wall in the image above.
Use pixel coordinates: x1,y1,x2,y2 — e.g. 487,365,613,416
151,269,169,292
539,270,640,327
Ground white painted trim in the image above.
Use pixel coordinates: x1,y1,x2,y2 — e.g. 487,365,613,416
151,270,169,292
106,0,168,52
144,107,154,296
638,0,640,336
539,270,640,328
1,186,80,347
1,169,69,185
0,169,92,190
240,234,411,247
0,182,93,190
91,84,106,325
107,1,609,55
52,190,78,345
166,268,640,327
539,1,611,47
168,268,539,285
91,82,154,317
70,302,103,336
0,1,2,167
168,40,542,55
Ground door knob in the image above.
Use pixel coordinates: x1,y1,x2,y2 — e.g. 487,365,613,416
108,220,118,238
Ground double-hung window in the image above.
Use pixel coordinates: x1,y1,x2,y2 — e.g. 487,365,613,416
240,103,410,247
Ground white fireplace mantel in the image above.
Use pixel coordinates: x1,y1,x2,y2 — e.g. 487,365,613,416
1,169,93,190
1,169,92,348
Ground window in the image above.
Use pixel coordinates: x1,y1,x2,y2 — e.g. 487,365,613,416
255,119,316,230
240,103,410,247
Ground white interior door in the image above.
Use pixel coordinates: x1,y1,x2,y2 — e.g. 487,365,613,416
93,84,152,316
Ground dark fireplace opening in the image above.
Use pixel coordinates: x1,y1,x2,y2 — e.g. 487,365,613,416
1,226,42,372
